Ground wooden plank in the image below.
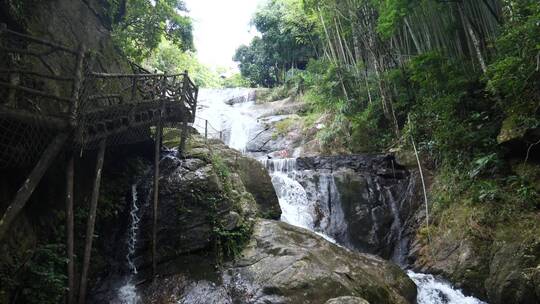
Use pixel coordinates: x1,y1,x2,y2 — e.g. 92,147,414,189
89,72,186,78
77,139,106,304
65,154,75,304
68,45,85,127
0,133,68,241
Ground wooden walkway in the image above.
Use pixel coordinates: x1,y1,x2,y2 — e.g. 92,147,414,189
0,24,198,304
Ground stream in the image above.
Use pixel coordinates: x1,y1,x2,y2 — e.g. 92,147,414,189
197,88,488,304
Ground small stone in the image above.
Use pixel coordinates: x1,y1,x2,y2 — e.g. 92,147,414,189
325,296,370,304
221,211,241,231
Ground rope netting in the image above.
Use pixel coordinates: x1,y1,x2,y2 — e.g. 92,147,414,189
192,116,225,141
0,25,198,168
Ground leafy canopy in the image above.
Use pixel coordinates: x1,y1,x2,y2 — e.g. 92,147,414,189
107,0,194,62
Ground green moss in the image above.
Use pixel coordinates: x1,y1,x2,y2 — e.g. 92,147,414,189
273,118,295,139
162,127,182,148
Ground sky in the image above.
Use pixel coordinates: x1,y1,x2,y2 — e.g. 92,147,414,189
184,0,266,70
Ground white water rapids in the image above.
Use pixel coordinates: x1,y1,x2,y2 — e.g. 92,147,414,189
198,88,488,304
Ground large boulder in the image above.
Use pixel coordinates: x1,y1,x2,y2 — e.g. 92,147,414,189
134,135,281,274
325,297,370,304
139,220,417,304
286,155,420,260
199,137,281,219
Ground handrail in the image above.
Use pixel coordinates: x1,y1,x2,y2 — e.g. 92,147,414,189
0,24,199,149
88,72,187,78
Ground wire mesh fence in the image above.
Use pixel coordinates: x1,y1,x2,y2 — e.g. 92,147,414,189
0,24,198,168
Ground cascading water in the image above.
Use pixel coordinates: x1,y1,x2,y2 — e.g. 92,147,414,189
195,88,258,151
116,184,142,304
408,272,487,304
263,158,315,229
196,89,488,304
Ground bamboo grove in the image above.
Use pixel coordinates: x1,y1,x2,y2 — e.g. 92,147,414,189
235,0,540,163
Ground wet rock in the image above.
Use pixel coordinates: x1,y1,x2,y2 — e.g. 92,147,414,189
287,154,419,259
409,201,540,304
221,211,241,231
325,296,370,304
205,139,281,219
225,90,256,105
225,220,416,304
132,134,280,279
140,220,416,304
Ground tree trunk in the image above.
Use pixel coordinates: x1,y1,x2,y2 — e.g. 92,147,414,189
78,139,107,304
0,133,68,241
458,2,488,74
65,154,75,304
152,111,163,277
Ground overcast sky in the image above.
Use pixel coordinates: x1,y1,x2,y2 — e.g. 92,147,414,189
184,0,266,70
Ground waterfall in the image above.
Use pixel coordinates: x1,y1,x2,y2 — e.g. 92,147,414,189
408,271,487,304
116,184,142,304
196,88,488,304
387,188,406,266
263,158,338,243
263,158,487,304
127,184,140,275
195,88,258,149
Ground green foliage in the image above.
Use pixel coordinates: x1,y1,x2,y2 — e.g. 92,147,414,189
274,118,295,138
18,244,67,304
394,52,502,164
213,221,252,259
486,1,540,100
234,0,320,87
222,73,251,88
234,38,279,87
144,40,222,87
375,0,415,37
107,0,194,62
211,154,230,180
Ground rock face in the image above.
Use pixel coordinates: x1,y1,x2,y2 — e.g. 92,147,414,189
88,135,281,302
408,184,540,304
139,220,417,304
135,135,281,272
286,155,420,260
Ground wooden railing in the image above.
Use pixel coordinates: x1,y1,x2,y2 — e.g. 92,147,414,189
0,23,198,151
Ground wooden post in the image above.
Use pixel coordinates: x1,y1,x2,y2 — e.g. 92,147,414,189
130,77,137,102
69,44,85,127
205,120,208,140
78,139,106,304
0,133,68,241
152,110,162,277
65,154,75,304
